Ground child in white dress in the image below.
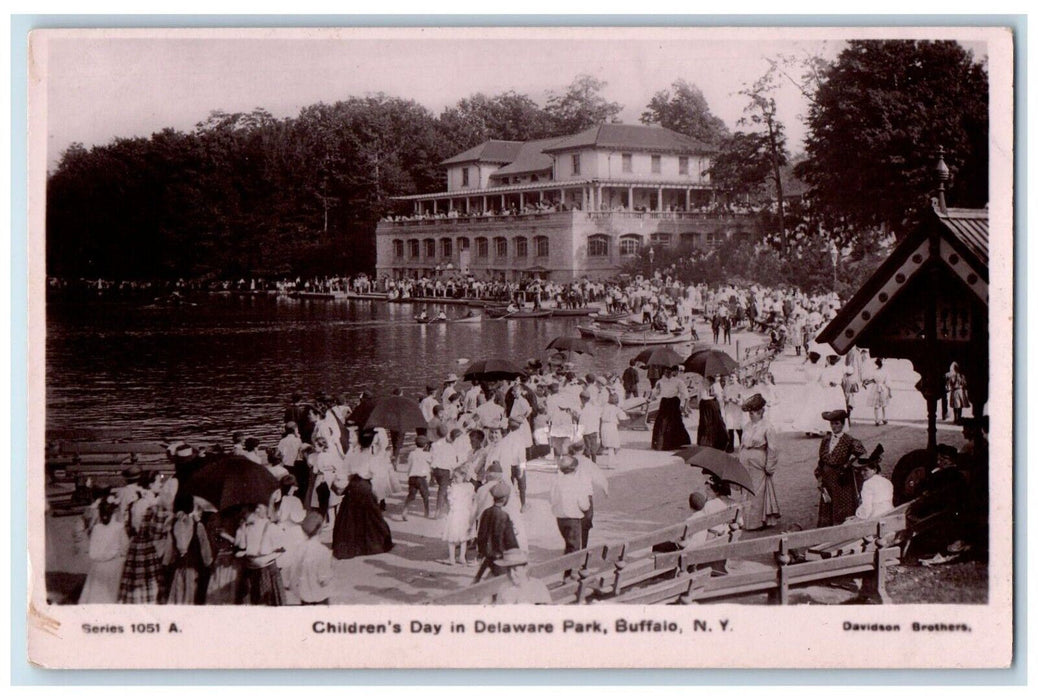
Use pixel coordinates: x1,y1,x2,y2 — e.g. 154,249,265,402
598,393,628,467
443,468,476,566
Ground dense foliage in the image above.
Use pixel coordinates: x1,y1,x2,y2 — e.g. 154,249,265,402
46,75,628,281
640,80,729,145
797,40,989,241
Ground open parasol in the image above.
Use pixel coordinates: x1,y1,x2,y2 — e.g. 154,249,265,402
182,456,281,512
348,395,428,433
462,358,529,382
673,444,755,494
633,347,684,368
683,348,739,377
546,336,594,356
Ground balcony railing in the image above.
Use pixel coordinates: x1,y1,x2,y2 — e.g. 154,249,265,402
379,208,756,229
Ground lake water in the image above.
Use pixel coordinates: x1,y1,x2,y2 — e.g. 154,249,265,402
46,295,680,446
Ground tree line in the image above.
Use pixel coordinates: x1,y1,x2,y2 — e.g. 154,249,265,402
47,40,988,283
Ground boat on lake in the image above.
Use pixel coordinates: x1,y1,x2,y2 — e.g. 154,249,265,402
549,307,595,317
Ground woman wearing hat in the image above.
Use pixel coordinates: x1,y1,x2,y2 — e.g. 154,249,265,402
331,450,394,560
649,366,691,451
815,409,867,527
739,394,781,531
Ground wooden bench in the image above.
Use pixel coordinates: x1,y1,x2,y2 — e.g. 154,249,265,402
428,504,744,605
677,508,911,604
738,342,778,384
45,438,171,513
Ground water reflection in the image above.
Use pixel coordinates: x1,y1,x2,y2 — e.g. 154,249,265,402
47,296,682,446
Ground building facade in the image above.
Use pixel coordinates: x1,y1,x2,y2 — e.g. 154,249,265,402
376,124,759,281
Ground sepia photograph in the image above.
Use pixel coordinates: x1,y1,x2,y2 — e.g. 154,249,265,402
25,24,1014,669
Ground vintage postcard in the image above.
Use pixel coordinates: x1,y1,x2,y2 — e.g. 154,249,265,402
26,24,1014,669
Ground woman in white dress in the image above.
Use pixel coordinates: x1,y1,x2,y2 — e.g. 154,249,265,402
793,351,828,436
78,499,129,603
820,356,848,416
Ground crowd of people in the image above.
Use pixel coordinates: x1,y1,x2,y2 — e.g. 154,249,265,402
67,269,985,606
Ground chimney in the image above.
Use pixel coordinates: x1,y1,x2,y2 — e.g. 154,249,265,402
935,146,950,214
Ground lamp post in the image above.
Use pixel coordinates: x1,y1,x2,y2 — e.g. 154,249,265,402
648,245,655,275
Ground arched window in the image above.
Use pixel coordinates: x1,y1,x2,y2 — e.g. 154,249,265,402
408,240,420,259
392,240,404,259
650,232,672,248
423,238,436,258
514,237,528,258
534,236,549,257
441,238,453,258
494,237,508,258
457,237,470,251
588,234,610,257
619,234,642,256
476,237,488,258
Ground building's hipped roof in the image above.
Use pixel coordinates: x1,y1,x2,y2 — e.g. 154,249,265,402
816,204,989,355
440,140,524,166
541,123,717,155
492,137,568,177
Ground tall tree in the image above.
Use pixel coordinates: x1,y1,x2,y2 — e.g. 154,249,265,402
438,91,553,152
796,40,989,241
640,79,729,145
544,74,623,134
708,131,775,199
739,69,790,251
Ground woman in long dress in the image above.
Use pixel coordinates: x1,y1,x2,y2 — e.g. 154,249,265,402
696,376,728,450
118,478,176,604
166,491,213,605
793,351,827,436
331,461,394,560
78,499,129,604
815,410,867,527
866,358,891,425
650,366,691,450
738,394,781,531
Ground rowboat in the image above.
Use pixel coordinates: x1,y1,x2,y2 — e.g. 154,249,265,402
451,314,482,324
590,312,633,324
548,305,597,315
616,329,695,346
487,307,552,319
414,316,448,324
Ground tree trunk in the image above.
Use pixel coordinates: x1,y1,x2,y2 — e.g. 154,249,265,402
766,118,786,254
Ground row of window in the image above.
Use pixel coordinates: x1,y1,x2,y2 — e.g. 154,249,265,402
571,153,692,176
391,231,729,262
392,236,550,260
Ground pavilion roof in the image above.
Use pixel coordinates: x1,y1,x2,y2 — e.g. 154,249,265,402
817,205,989,355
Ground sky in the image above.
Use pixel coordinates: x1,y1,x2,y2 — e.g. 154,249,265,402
40,28,988,168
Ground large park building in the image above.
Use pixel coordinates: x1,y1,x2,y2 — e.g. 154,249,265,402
376,123,759,281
